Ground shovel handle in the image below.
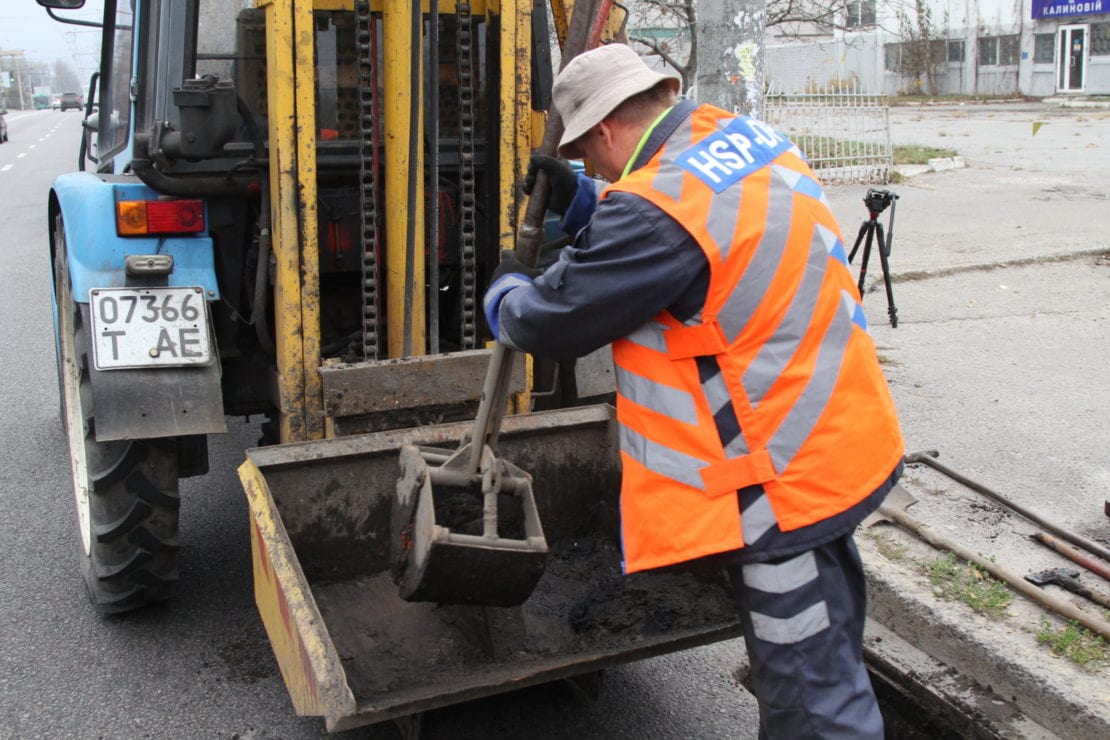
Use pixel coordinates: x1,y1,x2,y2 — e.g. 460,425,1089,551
466,0,607,473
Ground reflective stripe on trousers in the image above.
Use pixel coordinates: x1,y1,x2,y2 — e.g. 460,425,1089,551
727,535,883,740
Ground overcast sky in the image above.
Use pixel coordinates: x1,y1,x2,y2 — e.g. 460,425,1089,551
0,1,105,80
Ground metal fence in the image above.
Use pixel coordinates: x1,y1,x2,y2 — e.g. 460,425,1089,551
764,84,892,184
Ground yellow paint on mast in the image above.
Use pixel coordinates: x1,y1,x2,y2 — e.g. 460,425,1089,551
294,0,324,439
260,0,308,442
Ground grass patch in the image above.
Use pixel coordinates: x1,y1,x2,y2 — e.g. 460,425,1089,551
790,136,957,167
1035,617,1108,669
888,94,1025,106
924,553,1012,619
864,531,909,562
893,144,958,164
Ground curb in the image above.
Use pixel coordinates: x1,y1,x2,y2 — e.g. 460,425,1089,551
859,491,1110,738
1042,97,1110,109
894,156,965,178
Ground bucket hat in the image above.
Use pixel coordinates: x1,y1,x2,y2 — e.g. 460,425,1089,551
553,44,680,160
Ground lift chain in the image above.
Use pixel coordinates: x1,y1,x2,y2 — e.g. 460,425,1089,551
356,0,381,360
457,1,478,349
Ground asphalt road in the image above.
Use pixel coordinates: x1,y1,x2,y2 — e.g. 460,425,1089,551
0,109,759,740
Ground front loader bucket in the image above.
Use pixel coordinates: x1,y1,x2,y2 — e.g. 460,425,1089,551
392,445,549,607
239,405,742,732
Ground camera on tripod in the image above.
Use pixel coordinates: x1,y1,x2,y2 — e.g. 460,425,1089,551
863,188,898,215
848,188,900,327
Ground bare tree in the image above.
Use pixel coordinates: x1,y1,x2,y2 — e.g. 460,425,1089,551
895,0,946,95
628,0,697,92
627,1,886,115
53,60,83,95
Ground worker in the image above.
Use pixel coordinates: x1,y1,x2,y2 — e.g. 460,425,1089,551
484,44,904,738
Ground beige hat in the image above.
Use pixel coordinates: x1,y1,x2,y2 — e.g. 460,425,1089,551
553,44,681,160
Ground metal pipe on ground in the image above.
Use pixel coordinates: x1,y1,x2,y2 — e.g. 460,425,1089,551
1025,567,1110,610
905,451,1110,563
1031,531,1110,582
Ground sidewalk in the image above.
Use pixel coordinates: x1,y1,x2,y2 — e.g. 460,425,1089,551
821,104,1110,736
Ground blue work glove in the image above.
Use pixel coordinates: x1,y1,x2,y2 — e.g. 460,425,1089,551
483,251,541,339
523,154,579,217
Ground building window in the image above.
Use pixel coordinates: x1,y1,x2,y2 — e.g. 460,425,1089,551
929,39,948,65
948,39,965,63
884,42,902,72
845,1,877,29
1093,23,1110,56
998,34,1020,65
1034,33,1055,63
978,36,998,66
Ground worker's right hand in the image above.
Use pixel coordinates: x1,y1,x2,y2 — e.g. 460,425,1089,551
523,154,579,217
483,251,538,340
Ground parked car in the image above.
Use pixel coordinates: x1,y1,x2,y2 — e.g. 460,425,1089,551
59,92,82,112
0,108,8,143
51,95,62,110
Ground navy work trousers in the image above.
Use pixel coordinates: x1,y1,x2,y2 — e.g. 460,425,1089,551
726,534,882,739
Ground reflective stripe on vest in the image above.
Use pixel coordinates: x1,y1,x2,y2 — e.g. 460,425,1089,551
607,104,903,573
615,280,863,495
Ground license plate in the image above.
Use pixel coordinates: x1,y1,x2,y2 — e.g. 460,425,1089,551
89,287,212,370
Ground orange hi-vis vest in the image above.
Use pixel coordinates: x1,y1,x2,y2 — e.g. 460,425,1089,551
605,105,904,573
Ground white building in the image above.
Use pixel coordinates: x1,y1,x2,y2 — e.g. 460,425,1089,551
766,0,1110,97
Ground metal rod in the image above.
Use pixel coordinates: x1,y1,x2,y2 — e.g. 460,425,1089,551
402,0,422,357
905,451,1110,564
442,531,539,550
1032,532,1110,583
427,0,440,353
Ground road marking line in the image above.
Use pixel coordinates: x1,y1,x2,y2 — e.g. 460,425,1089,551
29,145,36,149
1,164,12,172
17,153,27,158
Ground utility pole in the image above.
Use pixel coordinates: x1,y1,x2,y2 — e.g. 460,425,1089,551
0,51,28,110
696,0,766,119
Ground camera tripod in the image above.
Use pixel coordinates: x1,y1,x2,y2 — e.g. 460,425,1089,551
847,189,899,328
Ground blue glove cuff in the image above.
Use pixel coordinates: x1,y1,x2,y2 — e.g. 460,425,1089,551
483,273,533,339
559,173,598,236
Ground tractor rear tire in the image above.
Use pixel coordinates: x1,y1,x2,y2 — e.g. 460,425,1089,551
53,213,181,612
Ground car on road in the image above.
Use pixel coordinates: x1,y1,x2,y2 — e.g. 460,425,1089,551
0,108,8,143
59,92,82,112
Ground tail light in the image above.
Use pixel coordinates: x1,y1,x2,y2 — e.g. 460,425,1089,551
116,199,205,236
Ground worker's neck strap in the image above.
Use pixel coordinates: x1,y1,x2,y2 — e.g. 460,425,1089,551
621,106,674,180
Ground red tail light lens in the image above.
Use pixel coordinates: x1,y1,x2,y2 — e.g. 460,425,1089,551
117,199,205,236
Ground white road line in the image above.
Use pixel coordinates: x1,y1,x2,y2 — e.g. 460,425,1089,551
17,153,27,158
1,164,12,172
29,145,36,149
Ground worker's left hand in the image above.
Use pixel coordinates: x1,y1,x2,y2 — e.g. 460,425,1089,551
524,155,579,217
483,251,541,339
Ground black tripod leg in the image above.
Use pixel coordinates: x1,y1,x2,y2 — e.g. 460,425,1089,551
856,224,874,297
848,221,869,264
874,223,898,327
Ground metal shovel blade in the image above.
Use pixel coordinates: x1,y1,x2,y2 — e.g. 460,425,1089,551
392,444,548,607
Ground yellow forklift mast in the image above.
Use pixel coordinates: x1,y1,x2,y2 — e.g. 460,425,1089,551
256,0,549,444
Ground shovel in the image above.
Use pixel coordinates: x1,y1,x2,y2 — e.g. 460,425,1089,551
390,0,608,607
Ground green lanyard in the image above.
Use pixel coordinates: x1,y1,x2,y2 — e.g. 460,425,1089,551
620,106,674,180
